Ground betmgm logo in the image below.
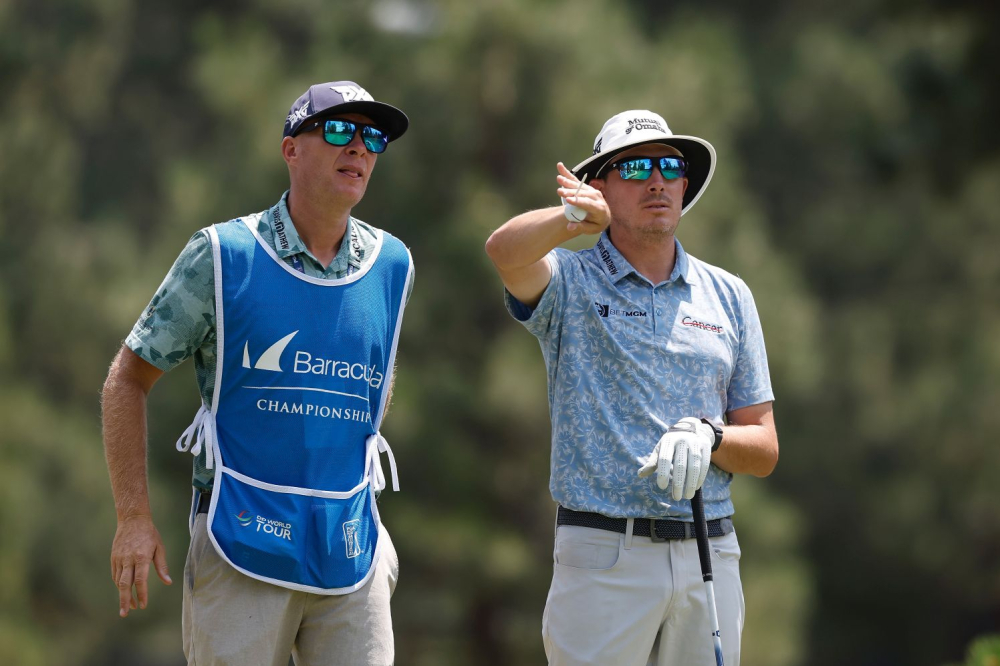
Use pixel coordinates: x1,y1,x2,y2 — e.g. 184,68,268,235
343,519,362,559
242,331,384,388
595,302,648,318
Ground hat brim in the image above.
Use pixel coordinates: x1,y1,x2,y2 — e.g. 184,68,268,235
298,101,410,142
571,136,716,215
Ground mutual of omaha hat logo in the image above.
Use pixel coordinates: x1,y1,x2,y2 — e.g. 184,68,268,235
625,117,666,135
331,85,374,102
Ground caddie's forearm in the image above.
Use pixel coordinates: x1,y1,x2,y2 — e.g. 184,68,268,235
101,363,153,521
485,206,578,270
711,424,779,478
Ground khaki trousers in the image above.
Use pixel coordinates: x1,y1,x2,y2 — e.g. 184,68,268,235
182,514,398,666
542,524,744,666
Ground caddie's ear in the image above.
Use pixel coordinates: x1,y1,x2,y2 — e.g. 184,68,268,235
281,136,297,165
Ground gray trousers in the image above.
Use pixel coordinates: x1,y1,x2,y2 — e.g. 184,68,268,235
182,514,398,666
543,524,744,666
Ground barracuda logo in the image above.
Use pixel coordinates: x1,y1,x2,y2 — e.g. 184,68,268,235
242,331,384,388
292,353,384,388
243,331,298,371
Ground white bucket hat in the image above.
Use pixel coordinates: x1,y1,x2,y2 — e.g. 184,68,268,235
571,110,717,215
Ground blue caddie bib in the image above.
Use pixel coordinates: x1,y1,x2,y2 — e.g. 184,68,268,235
176,216,411,594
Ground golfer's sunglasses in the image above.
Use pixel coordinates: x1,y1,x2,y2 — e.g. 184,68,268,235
298,119,390,154
607,156,687,181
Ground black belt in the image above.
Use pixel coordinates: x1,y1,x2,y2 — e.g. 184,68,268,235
557,506,733,541
196,492,211,514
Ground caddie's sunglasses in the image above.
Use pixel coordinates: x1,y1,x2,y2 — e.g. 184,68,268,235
607,156,687,181
298,119,390,154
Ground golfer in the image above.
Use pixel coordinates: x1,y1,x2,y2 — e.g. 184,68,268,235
485,110,778,665
102,81,414,666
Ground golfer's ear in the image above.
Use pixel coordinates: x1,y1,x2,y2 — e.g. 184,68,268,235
591,178,605,192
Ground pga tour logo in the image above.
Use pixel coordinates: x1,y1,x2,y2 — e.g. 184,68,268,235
343,519,362,559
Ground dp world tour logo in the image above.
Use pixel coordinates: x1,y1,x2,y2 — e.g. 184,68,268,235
343,519,362,559
235,511,253,527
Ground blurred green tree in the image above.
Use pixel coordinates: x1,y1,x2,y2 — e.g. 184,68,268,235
1,0,997,664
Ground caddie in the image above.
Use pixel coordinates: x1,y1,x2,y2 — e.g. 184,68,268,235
101,80,414,666
485,110,779,665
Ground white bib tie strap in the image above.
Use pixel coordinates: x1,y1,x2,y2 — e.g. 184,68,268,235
176,404,217,470
365,433,399,493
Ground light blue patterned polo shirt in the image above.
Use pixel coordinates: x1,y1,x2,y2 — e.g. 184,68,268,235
505,231,774,521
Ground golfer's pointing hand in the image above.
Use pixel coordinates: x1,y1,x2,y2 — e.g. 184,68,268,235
555,162,611,234
111,514,171,617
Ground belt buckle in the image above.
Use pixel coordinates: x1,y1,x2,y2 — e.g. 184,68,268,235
649,519,668,542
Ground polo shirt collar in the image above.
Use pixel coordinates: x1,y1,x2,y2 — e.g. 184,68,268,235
594,232,636,283
269,192,308,260
595,232,696,285
671,238,695,285
269,191,363,271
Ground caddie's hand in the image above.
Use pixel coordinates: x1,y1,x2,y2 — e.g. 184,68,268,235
110,514,171,617
555,162,611,235
637,417,716,501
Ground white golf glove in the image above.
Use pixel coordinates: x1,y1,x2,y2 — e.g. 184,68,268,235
637,417,716,501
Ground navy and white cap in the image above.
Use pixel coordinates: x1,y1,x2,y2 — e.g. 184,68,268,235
571,110,716,215
283,81,409,141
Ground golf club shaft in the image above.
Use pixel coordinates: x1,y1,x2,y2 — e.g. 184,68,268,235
691,489,724,666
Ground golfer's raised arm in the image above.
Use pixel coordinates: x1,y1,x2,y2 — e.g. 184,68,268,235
485,162,609,307
485,206,565,307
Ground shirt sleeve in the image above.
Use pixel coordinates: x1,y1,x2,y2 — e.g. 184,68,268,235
726,279,775,412
502,249,568,338
126,230,216,372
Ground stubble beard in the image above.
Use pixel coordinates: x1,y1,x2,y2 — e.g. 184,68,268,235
611,210,680,246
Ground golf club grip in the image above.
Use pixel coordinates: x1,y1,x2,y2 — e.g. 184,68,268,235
691,489,714,581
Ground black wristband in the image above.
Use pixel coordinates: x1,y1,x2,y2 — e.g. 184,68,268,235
701,418,723,452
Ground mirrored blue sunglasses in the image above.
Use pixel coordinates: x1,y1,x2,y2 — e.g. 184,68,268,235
608,156,687,181
299,119,390,154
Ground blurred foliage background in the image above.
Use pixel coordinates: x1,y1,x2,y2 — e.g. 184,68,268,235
2,0,998,664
